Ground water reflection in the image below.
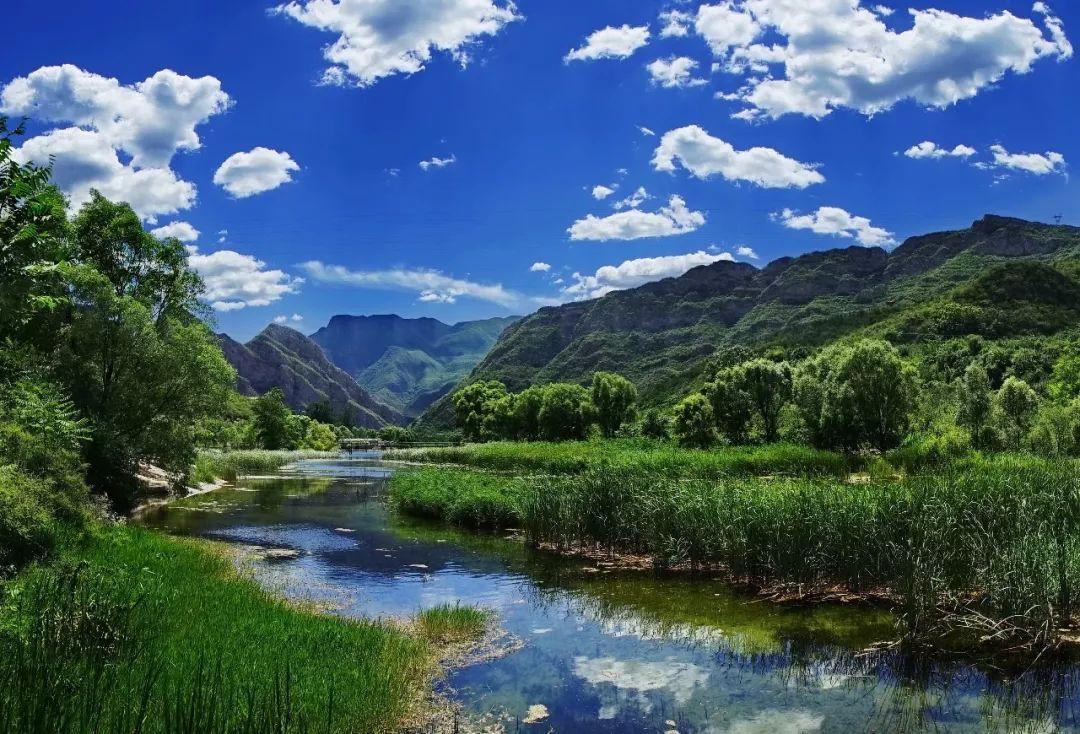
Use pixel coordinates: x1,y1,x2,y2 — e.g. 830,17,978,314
138,457,1080,733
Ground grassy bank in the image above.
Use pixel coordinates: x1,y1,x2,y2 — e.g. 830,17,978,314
190,449,338,484
386,439,850,478
390,457,1080,646
0,522,480,733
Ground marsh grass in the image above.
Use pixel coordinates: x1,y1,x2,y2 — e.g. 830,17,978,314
385,439,849,479
390,458,1080,645
191,450,338,484
0,524,432,733
390,468,523,529
414,604,490,645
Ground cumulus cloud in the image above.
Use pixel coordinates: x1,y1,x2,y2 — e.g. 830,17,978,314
565,24,650,62
646,57,707,88
737,245,759,259
775,206,896,247
568,195,705,242
904,141,977,159
563,250,734,300
419,154,457,171
691,1,1072,120
11,127,196,224
530,261,551,272
299,261,519,307
272,0,520,87
214,147,300,198
653,125,823,189
2,64,230,222
612,186,650,210
984,144,1066,175
592,184,616,200
188,246,302,312
659,9,693,38
273,313,304,324
151,221,200,242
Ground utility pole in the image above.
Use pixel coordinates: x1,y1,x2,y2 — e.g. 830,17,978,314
1054,214,1063,225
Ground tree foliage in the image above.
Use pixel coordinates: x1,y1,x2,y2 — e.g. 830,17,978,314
673,393,717,449
591,371,638,437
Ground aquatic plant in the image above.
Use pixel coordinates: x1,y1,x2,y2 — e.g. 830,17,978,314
190,450,338,484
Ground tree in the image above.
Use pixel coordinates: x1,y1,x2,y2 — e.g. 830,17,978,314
957,363,993,448
537,383,596,441
1027,401,1080,458
640,408,670,440
0,117,71,346
512,386,546,441
591,372,638,437
452,381,509,442
819,340,917,451
733,359,792,443
673,393,717,448
300,420,338,451
792,358,830,448
995,376,1038,451
253,388,301,450
1049,352,1080,403
702,375,752,444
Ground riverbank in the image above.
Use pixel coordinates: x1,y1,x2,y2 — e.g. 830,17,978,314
0,516,491,733
387,450,1080,654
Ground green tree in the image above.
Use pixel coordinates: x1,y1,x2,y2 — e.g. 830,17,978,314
820,340,917,451
451,381,509,442
253,388,301,450
0,117,71,346
537,383,596,441
702,375,752,444
733,359,793,443
591,372,638,437
512,386,546,441
673,394,717,449
1049,352,1080,402
640,408,670,440
956,363,993,448
1027,401,1080,458
995,376,1039,451
300,420,338,451
792,359,830,448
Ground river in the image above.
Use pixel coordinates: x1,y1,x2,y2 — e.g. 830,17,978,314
138,455,1080,732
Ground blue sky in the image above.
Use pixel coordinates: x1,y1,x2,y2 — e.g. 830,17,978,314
2,0,1076,340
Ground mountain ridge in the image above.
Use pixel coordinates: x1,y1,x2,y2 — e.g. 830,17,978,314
415,215,1080,429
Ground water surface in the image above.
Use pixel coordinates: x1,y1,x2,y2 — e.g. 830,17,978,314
140,456,1080,732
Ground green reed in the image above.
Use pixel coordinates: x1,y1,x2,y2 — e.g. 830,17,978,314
191,450,338,484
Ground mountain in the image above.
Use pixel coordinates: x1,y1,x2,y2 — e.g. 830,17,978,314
310,314,517,416
219,324,403,428
416,215,1080,429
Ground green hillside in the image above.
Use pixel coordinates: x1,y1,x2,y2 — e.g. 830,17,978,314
416,215,1080,429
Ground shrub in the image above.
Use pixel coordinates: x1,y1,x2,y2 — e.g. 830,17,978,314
0,466,60,571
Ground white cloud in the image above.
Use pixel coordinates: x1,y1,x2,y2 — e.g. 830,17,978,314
737,245,759,259
419,154,457,171
695,3,761,57
568,195,705,242
592,184,617,200
214,147,300,198
653,125,824,189
2,65,229,222
188,246,302,312
985,144,1066,175
564,250,734,300
572,657,710,705
775,206,896,247
638,125,656,136
151,221,200,242
904,141,977,159
272,0,521,87
274,313,304,324
11,127,196,224
696,1,1072,120
612,186,650,210
299,261,519,307
565,25,650,62
273,315,289,324
646,57,707,88
659,9,693,38
530,261,551,272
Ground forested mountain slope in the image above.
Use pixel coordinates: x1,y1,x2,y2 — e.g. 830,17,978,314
417,215,1080,429
218,324,403,428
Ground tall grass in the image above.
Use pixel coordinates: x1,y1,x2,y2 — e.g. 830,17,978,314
386,438,849,479
390,459,1080,645
390,468,523,529
0,524,432,733
190,450,338,484
414,604,490,645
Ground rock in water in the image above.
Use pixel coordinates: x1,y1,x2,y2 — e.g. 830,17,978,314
522,704,549,724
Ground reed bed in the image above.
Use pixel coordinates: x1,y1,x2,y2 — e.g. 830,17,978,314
0,524,433,733
390,458,1080,644
385,439,849,479
191,450,338,484
414,604,491,645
